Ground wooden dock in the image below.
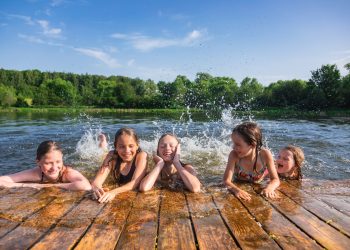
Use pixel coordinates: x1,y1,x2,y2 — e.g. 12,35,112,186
0,179,349,249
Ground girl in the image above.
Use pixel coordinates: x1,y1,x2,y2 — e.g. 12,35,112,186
0,140,91,191
91,127,147,203
223,122,280,200
139,133,201,193
276,145,304,180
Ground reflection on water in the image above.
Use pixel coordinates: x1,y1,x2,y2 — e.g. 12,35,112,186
0,110,349,183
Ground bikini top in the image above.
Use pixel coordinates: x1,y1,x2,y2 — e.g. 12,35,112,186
234,153,267,183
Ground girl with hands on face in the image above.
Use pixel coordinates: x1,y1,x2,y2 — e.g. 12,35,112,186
139,134,201,193
91,128,147,203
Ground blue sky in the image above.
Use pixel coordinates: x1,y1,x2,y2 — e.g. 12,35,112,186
0,0,349,85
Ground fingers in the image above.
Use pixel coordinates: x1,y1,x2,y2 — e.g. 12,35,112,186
93,187,105,200
98,192,115,203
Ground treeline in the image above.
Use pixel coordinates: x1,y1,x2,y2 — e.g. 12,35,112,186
0,64,350,110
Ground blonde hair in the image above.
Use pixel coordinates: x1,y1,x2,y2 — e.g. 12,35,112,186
283,145,305,179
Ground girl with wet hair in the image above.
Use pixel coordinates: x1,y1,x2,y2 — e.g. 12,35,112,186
139,133,201,193
0,140,91,190
276,145,305,180
223,122,280,200
91,127,147,203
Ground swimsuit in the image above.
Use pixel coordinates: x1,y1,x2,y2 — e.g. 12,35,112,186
234,153,267,183
40,166,67,183
113,150,140,185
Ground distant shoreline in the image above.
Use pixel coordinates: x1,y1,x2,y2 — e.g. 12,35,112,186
1,107,350,119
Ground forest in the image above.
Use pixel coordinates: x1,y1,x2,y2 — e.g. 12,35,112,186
0,63,349,110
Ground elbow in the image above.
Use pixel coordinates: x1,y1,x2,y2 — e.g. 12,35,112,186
192,185,201,193
139,183,151,192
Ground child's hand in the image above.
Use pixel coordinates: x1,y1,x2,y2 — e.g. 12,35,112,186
261,187,278,199
98,190,117,203
101,150,115,167
153,153,164,164
91,184,105,200
173,144,181,164
232,188,251,201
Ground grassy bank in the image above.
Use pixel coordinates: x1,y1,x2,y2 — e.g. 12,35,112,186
0,106,350,119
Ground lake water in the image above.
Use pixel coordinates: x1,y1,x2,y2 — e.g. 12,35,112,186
0,110,349,184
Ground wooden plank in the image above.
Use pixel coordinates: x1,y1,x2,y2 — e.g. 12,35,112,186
237,184,322,249
259,187,350,250
115,190,160,250
31,198,105,250
0,188,56,240
0,218,19,239
211,187,280,250
0,188,47,239
0,191,83,249
186,191,239,250
288,179,350,196
278,181,350,237
158,189,196,250
74,191,137,250
319,195,350,216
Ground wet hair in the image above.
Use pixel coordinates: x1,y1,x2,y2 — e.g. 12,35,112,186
36,140,63,161
232,122,263,173
282,145,305,180
114,127,140,147
107,127,141,182
157,133,179,156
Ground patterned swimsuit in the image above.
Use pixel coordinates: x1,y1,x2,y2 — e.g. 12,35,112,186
234,154,267,183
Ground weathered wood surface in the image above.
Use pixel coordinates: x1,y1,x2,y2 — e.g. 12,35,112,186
0,180,349,250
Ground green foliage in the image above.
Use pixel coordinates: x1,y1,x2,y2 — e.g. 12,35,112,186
0,65,348,110
309,64,342,106
0,84,17,106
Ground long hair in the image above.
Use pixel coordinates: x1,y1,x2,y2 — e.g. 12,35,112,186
36,140,62,160
108,127,140,182
232,122,262,173
283,145,304,180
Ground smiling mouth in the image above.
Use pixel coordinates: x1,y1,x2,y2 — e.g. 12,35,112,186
277,164,283,169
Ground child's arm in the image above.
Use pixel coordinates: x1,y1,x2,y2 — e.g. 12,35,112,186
139,154,164,192
97,152,148,203
261,149,280,198
172,145,201,193
0,168,41,188
91,155,114,199
22,168,91,191
223,151,251,201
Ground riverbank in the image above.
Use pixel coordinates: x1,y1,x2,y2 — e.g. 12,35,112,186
1,107,350,119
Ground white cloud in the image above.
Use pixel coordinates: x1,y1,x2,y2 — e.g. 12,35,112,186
8,14,35,25
111,29,207,52
18,33,45,44
51,0,66,7
74,47,121,68
37,20,62,37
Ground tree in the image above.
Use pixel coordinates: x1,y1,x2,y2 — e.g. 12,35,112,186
40,78,77,106
0,84,17,106
309,64,342,107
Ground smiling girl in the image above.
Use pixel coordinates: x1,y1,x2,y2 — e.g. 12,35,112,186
0,140,91,190
91,127,147,203
139,133,201,193
223,122,280,200
276,145,304,180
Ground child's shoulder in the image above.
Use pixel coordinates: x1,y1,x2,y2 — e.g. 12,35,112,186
260,148,273,159
137,151,148,158
228,150,239,161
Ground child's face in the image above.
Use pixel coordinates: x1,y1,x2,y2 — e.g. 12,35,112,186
231,133,254,158
37,150,63,180
115,134,139,162
276,149,295,174
158,135,178,162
